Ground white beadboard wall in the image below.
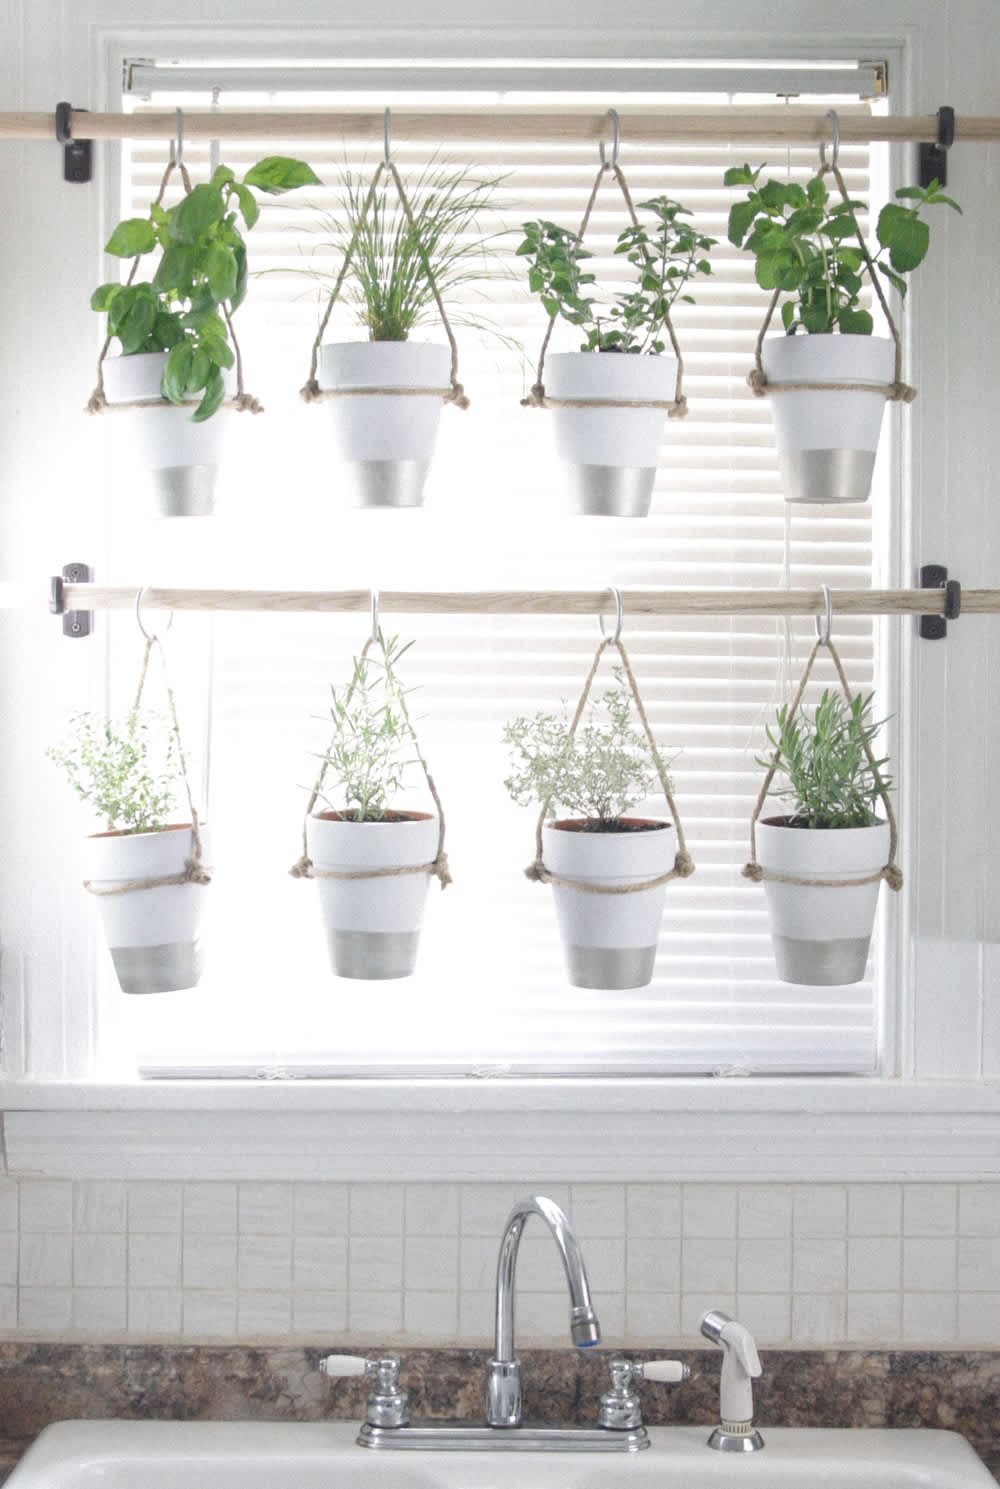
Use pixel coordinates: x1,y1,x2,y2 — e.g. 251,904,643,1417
0,1179,997,1348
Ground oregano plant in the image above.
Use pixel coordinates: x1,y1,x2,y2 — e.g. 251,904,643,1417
518,196,715,353
92,156,321,420
502,671,673,828
724,164,960,335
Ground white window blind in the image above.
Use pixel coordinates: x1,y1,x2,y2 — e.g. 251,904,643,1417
96,61,891,1080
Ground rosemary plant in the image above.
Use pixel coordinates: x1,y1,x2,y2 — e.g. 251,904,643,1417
503,672,672,829
313,633,420,822
760,689,891,829
47,709,181,834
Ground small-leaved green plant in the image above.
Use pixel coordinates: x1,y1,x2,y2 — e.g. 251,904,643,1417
47,709,181,834
308,159,509,343
502,672,672,828
759,689,891,829
724,165,960,335
92,156,321,419
517,197,715,353
313,633,420,822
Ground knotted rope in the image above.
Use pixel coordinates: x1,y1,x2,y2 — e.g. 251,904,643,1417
747,160,917,405
86,152,263,417
525,635,694,893
742,635,902,892
83,633,212,897
300,158,469,411
521,158,687,418
289,635,451,889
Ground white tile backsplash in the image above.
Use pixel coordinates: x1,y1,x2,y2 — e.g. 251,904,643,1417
0,1179,994,1347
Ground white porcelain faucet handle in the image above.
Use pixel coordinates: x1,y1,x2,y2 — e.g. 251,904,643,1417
319,1354,369,1377
638,1360,690,1383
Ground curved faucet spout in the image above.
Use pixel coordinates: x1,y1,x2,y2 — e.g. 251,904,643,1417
486,1194,601,1427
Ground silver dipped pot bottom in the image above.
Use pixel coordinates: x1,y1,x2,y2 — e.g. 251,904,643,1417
329,929,421,980
773,935,873,986
779,448,877,505
569,465,656,518
348,460,430,509
110,940,203,995
565,944,657,990
154,465,217,518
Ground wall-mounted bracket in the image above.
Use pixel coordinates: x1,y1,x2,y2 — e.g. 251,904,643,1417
918,105,954,189
55,101,92,184
918,563,962,640
50,562,94,638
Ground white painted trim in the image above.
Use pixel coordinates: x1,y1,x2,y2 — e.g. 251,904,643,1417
4,1078,999,1181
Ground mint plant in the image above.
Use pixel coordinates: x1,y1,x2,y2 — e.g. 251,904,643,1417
760,689,891,829
518,196,715,353
724,165,960,335
503,672,673,828
92,156,321,420
48,709,181,834
314,633,420,822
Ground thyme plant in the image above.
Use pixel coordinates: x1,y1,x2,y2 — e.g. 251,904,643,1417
47,709,181,834
313,633,420,822
502,672,673,828
92,156,321,420
724,166,960,335
312,160,508,343
517,196,715,353
760,689,891,829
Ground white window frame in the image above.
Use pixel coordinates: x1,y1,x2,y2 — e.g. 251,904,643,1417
2,13,998,1183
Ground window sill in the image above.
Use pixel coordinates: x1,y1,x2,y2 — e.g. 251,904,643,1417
2,1076,999,1182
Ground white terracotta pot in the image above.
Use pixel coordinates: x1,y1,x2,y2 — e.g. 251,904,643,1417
100,351,234,517
82,823,210,995
542,817,674,989
317,341,451,508
755,817,890,986
760,333,896,505
544,351,678,516
306,811,440,980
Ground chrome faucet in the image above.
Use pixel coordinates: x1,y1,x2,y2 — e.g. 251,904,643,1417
485,1193,601,1427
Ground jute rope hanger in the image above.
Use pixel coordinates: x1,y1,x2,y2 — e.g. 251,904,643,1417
521,110,688,418
83,591,212,897
289,590,452,888
742,585,903,893
525,587,695,895
747,110,917,406
86,110,263,418
300,109,469,411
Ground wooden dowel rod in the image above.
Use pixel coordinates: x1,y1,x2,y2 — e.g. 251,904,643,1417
61,585,1000,619
7,107,1000,146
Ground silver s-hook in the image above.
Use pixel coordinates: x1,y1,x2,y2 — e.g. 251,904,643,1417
815,584,833,647
135,587,174,644
819,108,840,172
599,585,624,646
599,108,621,169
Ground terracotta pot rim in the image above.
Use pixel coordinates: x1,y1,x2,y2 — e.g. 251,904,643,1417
548,816,671,833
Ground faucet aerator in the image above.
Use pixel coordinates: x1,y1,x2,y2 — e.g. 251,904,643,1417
572,1320,601,1347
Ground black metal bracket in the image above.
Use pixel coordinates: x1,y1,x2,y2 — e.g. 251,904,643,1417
918,105,955,189
918,563,962,641
55,101,92,184
50,562,94,638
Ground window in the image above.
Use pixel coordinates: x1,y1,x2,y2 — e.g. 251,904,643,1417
72,56,896,1082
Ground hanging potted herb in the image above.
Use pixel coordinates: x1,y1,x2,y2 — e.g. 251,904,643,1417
743,627,902,985
89,152,320,516
47,701,211,995
518,143,714,517
503,609,693,989
725,152,959,504
291,628,450,980
300,149,506,508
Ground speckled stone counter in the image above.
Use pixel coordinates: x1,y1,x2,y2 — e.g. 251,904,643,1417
0,1346,996,1482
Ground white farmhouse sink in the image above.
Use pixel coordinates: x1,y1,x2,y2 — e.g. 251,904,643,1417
5,1421,995,1489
